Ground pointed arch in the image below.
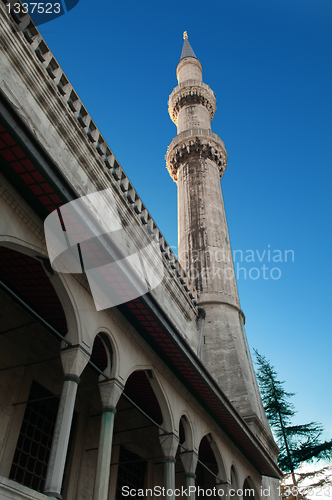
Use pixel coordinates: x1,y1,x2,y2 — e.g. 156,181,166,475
89,332,113,378
123,369,173,432
0,243,79,341
200,432,227,482
179,414,194,450
243,476,260,499
196,432,227,486
92,326,120,380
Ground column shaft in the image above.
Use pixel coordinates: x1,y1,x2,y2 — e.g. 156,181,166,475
185,473,196,500
93,406,116,500
164,457,176,500
44,374,80,499
220,483,231,500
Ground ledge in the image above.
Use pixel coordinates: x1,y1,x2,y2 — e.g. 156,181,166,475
0,477,55,500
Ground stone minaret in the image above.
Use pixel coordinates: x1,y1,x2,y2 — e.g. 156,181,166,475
166,33,272,440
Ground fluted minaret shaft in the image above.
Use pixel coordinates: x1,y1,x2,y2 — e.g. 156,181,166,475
166,35,275,446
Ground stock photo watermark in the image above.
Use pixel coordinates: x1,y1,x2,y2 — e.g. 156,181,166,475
44,189,164,312
175,245,295,282
5,0,80,30
121,484,331,498
121,486,255,498
233,246,294,281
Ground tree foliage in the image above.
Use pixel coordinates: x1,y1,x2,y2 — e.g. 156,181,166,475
281,464,332,500
254,350,332,473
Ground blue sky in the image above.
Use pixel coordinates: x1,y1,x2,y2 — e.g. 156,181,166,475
38,0,332,442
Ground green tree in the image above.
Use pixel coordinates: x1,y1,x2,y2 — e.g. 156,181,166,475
254,350,332,492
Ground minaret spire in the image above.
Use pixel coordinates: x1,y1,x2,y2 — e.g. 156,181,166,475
180,32,197,61
166,35,273,441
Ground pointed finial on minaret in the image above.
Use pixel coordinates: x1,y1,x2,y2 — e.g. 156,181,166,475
179,32,197,61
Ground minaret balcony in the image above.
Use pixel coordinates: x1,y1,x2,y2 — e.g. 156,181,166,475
168,81,217,126
166,128,227,182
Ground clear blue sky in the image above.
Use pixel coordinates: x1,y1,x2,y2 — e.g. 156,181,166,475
38,0,332,441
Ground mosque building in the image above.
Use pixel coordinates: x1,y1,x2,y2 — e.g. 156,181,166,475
0,5,281,500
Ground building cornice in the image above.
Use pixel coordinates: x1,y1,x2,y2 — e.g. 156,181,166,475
0,3,198,305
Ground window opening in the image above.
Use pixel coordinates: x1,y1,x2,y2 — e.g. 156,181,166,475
9,380,59,493
116,446,146,500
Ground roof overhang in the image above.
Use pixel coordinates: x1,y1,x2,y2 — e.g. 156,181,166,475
0,91,282,479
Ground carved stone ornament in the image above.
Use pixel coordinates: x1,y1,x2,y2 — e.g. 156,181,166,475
168,85,216,125
166,135,227,182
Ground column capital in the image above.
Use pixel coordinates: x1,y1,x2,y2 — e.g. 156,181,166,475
60,345,90,377
159,432,179,458
179,450,198,475
98,378,124,409
163,456,177,464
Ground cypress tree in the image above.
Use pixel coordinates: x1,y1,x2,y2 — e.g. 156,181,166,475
254,350,332,492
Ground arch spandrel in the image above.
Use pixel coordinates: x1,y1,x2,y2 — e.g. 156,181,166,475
0,189,46,256
230,464,239,490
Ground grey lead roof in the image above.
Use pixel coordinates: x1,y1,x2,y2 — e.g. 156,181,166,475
180,38,197,61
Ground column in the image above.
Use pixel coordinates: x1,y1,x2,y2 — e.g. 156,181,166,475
93,379,123,500
44,346,89,499
159,433,179,500
180,450,198,500
185,474,196,500
217,480,231,500
164,456,176,500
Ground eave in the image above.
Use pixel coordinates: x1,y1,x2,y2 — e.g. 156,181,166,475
0,91,282,480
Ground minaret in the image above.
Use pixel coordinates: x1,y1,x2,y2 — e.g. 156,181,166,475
166,33,271,439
